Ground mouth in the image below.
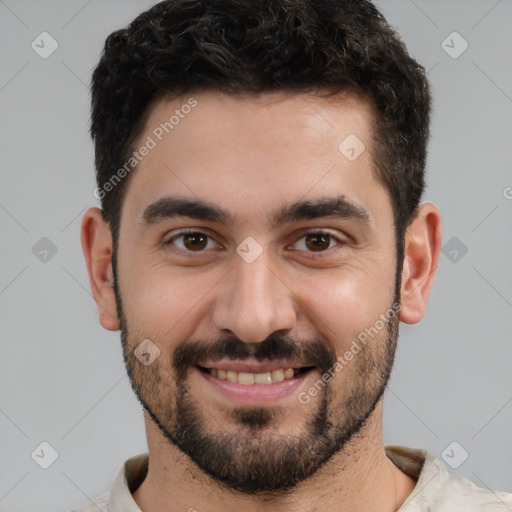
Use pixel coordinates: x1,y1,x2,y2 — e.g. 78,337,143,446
197,365,315,385
194,361,317,404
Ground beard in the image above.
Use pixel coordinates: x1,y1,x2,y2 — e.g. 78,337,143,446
112,258,400,494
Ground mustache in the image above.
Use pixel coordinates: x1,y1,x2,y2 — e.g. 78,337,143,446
173,334,337,376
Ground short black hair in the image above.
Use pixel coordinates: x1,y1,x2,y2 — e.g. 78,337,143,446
91,0,431,271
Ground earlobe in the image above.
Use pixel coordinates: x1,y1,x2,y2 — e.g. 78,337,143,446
80,207,120,331
399,203,442,325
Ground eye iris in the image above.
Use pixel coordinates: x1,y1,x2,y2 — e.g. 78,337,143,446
305,234,330,251
184,233,208,251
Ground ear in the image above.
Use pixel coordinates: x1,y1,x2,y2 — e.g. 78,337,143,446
80,207,120,331
399,203,442,324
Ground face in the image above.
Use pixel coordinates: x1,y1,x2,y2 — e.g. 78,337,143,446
113,91,400,493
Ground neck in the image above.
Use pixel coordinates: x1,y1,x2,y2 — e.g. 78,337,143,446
133,401,416,512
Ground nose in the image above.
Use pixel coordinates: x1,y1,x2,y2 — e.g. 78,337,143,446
212,251,297,343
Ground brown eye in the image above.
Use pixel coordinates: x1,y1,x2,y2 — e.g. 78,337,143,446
292,231,344,253
183,233,208,251
304,233,331,251
166,232,217,253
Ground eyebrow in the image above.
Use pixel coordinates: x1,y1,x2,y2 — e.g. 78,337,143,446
139,195,371,229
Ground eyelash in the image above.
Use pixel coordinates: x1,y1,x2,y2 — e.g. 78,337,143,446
164,230,346,255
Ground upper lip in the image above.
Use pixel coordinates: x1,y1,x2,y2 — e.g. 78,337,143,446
198,360,314,373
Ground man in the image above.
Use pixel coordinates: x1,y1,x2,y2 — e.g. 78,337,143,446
75,0,512,511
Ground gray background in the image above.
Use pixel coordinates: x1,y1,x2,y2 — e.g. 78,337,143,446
0,1,511,510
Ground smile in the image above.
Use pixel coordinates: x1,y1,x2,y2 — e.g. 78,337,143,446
195,361,317,404
198,366,313,385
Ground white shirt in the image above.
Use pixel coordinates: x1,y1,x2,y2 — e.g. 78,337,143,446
70,445,512,511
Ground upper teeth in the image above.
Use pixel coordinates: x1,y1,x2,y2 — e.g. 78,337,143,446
209,368,295,385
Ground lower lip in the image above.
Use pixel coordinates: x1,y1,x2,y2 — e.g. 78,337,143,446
196,367,314,404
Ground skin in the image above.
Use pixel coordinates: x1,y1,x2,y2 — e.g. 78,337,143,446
82,91,442,512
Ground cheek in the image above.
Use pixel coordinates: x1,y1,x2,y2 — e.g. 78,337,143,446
125,261,203,316
121,265,230,362
121,269,200,347
296,263,395,349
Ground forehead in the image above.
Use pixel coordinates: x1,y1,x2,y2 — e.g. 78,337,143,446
121,91,389,231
